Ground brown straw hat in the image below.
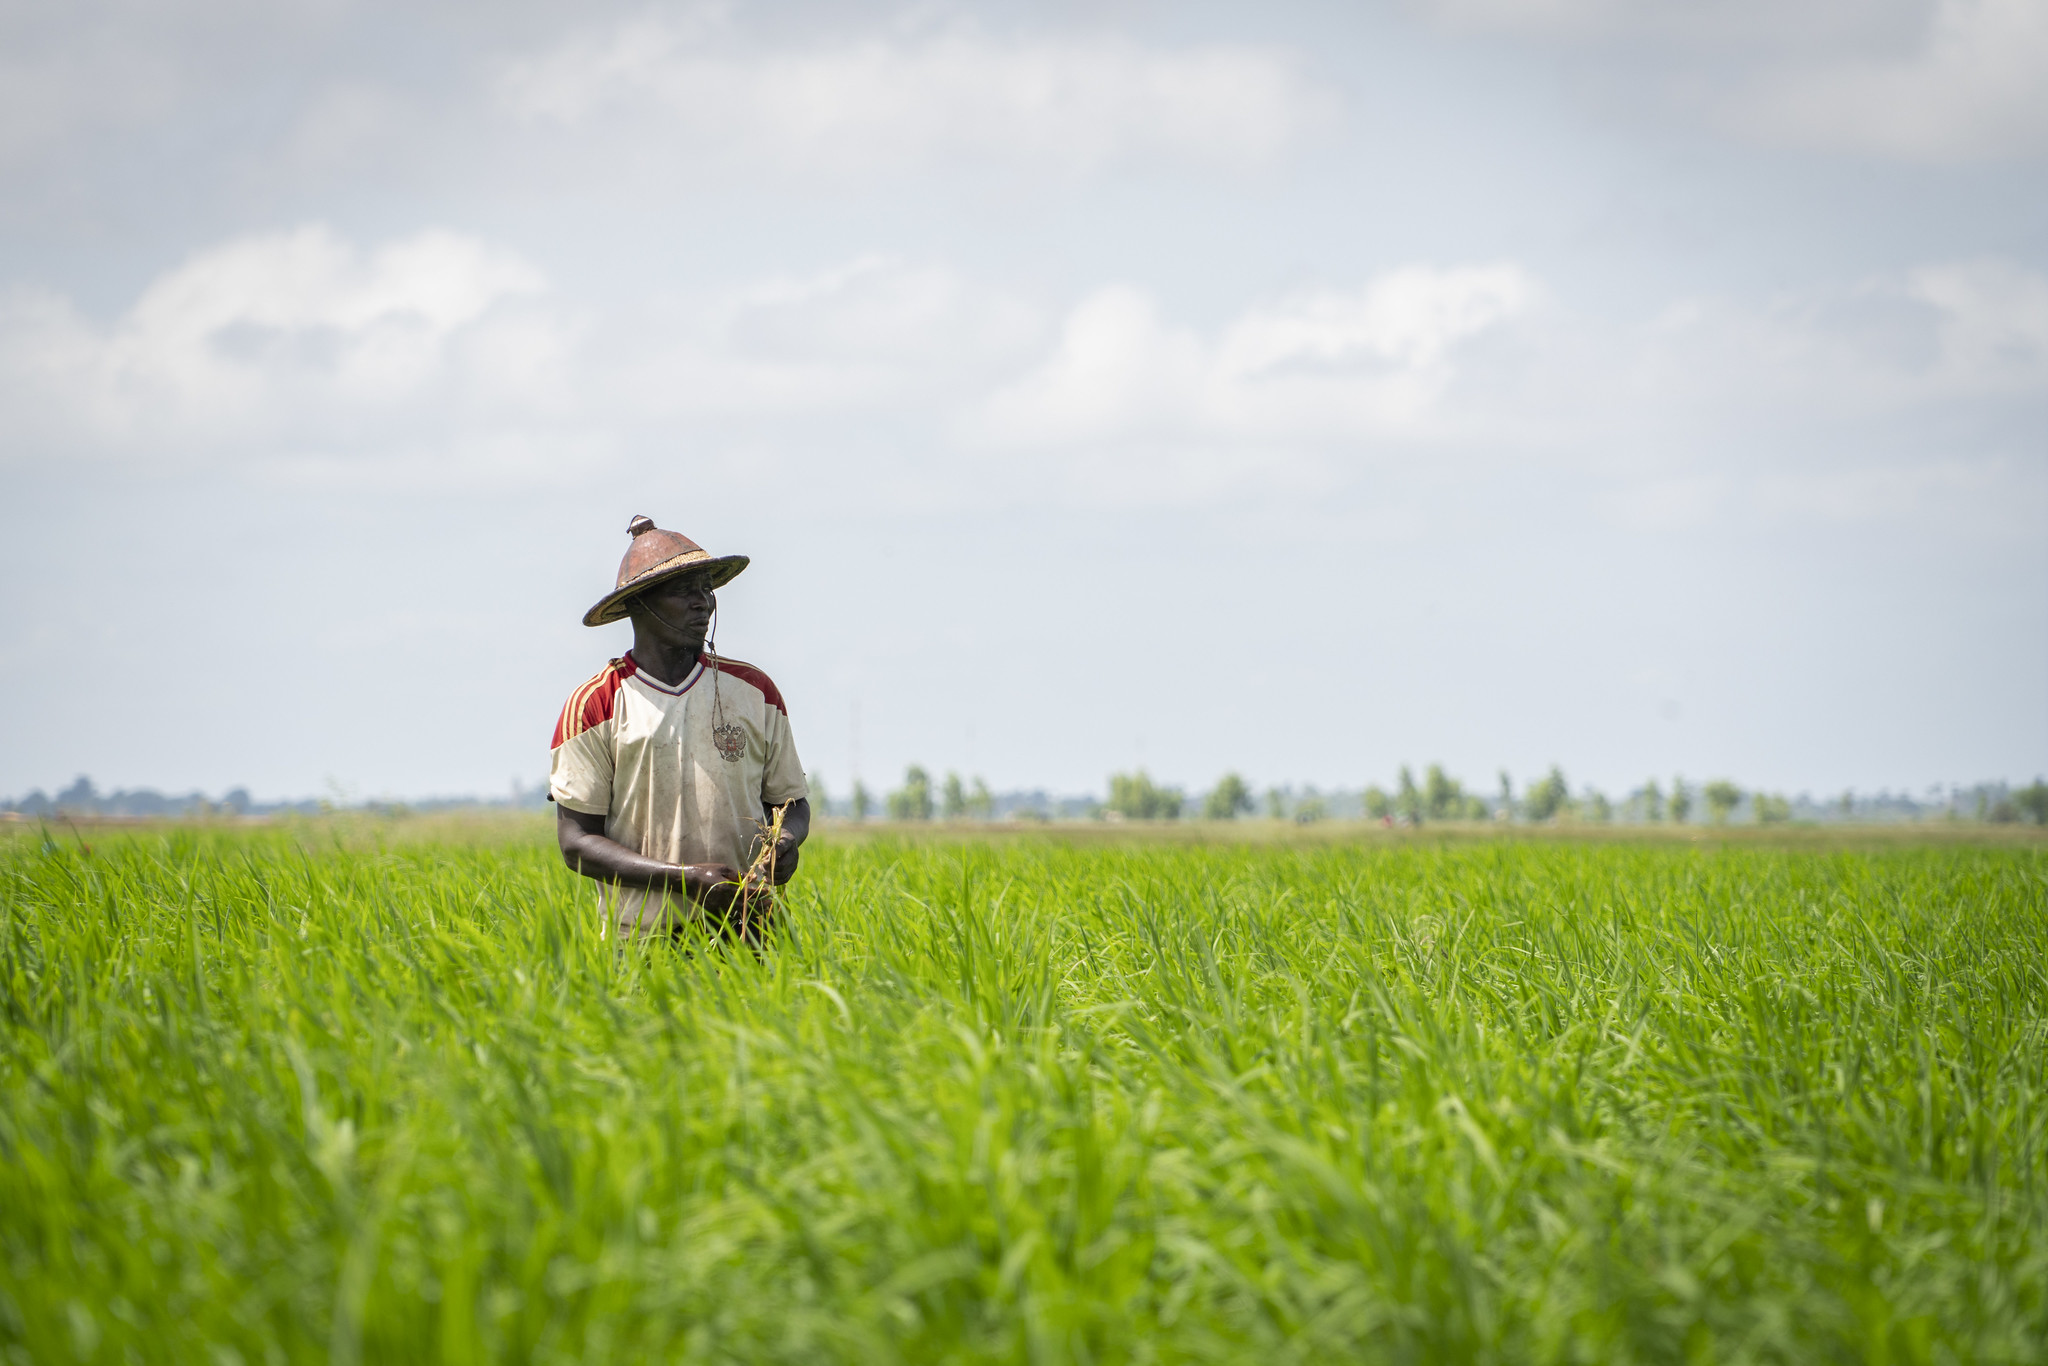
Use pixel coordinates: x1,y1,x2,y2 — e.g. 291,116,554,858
582,515,750,626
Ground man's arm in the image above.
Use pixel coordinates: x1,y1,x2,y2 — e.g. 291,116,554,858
555,806,747,909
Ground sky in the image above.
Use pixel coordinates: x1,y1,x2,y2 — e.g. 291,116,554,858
1,0,2044,805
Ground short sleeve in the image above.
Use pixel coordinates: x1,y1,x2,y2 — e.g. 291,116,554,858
551,725,615,815
760,706,808,807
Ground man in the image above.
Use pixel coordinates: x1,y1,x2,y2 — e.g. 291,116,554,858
549,515,810,940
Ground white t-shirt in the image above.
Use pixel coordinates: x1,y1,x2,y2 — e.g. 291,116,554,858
549,650,807,935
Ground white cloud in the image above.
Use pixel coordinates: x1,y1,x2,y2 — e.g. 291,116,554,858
604,255,1046,419
1730,0,2048,159
1753,457,2041,528
1903,260,2048,388
495,18,1335,176
11,227,2037,526
1570,258,2048,538
981,286,1206,439
1,225,562,462
1642,257,2048,408
1417,0,1930,52
0,8,192,168
1417,0,2048,161
721,256,1041,370
984,264,1540,446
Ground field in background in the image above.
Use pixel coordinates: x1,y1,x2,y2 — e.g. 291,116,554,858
2,822,2044,1362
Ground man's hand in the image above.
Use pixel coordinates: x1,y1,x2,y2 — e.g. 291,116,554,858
772,829,801,884
681,862,745,909
751,796,812,886
747,829,803,885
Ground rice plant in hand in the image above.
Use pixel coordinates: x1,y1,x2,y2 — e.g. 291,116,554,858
1,822,2044,1363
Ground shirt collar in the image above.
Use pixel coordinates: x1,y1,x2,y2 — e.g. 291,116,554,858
623,650,704,697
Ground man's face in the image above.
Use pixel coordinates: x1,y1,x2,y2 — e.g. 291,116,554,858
631,573,716,647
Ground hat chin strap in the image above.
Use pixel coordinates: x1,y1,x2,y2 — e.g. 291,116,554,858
706,604,726,727
637,596,727,721
633,592,710,648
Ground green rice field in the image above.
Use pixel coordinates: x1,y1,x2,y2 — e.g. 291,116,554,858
2,820,2045,1363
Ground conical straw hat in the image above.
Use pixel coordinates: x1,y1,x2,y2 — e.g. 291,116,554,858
582,515,749,626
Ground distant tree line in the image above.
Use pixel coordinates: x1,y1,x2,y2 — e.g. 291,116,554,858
805,767,2048,829
0,775,552,819
17,771,2045,829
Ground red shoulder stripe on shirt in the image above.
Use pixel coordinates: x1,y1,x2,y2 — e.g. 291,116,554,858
710,655,787,715
551,656,637,747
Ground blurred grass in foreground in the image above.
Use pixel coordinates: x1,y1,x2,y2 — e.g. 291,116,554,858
1,822,2044,1363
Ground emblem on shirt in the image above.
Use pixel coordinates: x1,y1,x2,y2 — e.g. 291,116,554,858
712,721,746,763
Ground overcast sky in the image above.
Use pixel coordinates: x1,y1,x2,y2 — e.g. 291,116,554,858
2,0,2043,804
